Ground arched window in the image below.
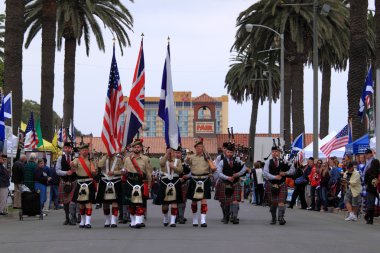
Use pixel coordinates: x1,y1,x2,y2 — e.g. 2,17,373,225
198,106,211,119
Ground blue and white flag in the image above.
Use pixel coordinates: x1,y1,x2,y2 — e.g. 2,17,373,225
158,43,181,149
358,66,374,120
3,93,12,119
0,98,5,141
291,133,304,151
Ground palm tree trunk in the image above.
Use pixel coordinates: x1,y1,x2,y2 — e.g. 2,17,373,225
40,0,56,141
320,65,331,139
376,0,380,70
283,61,292,150
291,60,305,142
63,37,76,128
248,95,260,163
4,0,24,134
347,0,368,140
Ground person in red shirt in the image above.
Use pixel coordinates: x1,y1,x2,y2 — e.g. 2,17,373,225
307,159,321,211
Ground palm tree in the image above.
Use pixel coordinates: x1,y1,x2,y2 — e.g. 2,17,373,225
25,0,134,128
0,14,5,63
4,0,25,134
233,0,349,148
347,0,369,140
225,52,280,162
376,0,380,70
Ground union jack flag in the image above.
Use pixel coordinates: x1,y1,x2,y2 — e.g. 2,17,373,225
101,45,126,155
122,39,145,147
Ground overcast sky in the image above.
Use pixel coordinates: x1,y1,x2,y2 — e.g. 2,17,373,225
0,0,376,137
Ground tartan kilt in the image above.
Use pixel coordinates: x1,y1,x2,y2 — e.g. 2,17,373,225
157,177,183,205
95,177,123,204
187,177,211,201
214,180,242,204
58,180,76,205
72,178,96,204
265,182,287,205
123,177,148,207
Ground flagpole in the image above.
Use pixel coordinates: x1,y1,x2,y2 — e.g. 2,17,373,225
376,68,380,157
10,91,13,167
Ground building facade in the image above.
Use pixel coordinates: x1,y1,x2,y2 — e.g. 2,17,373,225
125,92,229,138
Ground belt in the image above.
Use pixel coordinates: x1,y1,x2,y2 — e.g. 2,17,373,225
191,175,209,180
77,178,93,183
161,174,179,179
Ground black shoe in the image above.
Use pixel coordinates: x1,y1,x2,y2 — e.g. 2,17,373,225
223,218,229,224
201,223,207,227
270,219,276,225
367,219,373,225
170,224,176,227
79,225,85,228
111,224,117,228
178,218,186,224
232,217,239,224
63,219,70,225
140,223,146,228
221,217,226,223
163,223,169,227
85,224,92,229
183,218,187,222
278,217,286,225
135,223,142,229
129,224,136,228
193,224,198,227
104,224,110,228
69,219,77,226
288,205,293,209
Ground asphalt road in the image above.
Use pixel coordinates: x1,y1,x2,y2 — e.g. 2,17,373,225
0,198,378,253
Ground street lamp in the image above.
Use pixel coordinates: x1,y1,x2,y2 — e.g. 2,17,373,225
245,24,284,140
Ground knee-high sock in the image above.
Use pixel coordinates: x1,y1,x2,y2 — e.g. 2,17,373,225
104,208,111,225
278,206,286,218
201,204,208,214
270,205,277,219
170,207,178,225
111,207,118,225
85,208,92,225
79,208,86,226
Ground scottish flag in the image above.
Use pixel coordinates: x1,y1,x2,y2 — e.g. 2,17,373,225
291,133,304,151
3,93,12,119
0,98,5,141
158,43,181,149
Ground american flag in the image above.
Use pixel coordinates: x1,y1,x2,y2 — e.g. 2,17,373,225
122,39,145,147
24,112,39,149
101,45,126,155
320,125,349,157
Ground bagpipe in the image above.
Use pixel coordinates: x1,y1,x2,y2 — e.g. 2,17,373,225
228,127,252,163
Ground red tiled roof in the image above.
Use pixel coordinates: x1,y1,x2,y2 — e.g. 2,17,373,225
76,133,314,155
193,93,217,103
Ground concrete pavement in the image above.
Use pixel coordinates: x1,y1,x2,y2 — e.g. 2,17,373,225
0,198,378,253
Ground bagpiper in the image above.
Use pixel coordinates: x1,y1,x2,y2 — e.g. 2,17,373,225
263,146,294,225
96,153,124,228
213,142,229,223
70,144,97,228
123,139,152,228
55,142,77,225
215,143,247,224
176,147,191,224
157,147,183,227
185,138,214,227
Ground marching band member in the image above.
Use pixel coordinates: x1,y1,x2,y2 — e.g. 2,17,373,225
158,147,183,227
263,146,295,225
70,144,97,228
185,139,213,227
96,153,124,228
215,143,247,224
123,139,152,228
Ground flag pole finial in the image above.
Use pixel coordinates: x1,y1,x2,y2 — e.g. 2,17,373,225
167,36,170,43
141,33,144,38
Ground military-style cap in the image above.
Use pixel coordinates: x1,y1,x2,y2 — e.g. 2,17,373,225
194,138,204,147
365,148,373,154
64,142,72,147
175,146,182,152
222,142,229,148
131,139,143,147
1,154,7,158
226,143,235,151
271,146,280,151
78,143,89,150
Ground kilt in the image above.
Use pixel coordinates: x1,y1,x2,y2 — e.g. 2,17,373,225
265,182,287,206
157,177,183,205
187,176,211,201
123,173,148,206
58,180,76,205
72,177,96,204
95,177,123,204
214,180,242,204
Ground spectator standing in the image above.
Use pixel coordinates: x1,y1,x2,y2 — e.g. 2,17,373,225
48,162,60,209
34,159,51,212
11,154,27,208
289,158,313,209
364,159,380,224
308,159,321,211
343,162,362,221
0,154,10,215
318,162,330,212
252,162,264,206
24,153,37,191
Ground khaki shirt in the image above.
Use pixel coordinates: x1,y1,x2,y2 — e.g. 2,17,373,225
124,154,153,184
72,156,96,177
159,154,183,175
98,155,123,176
187,154,210,175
